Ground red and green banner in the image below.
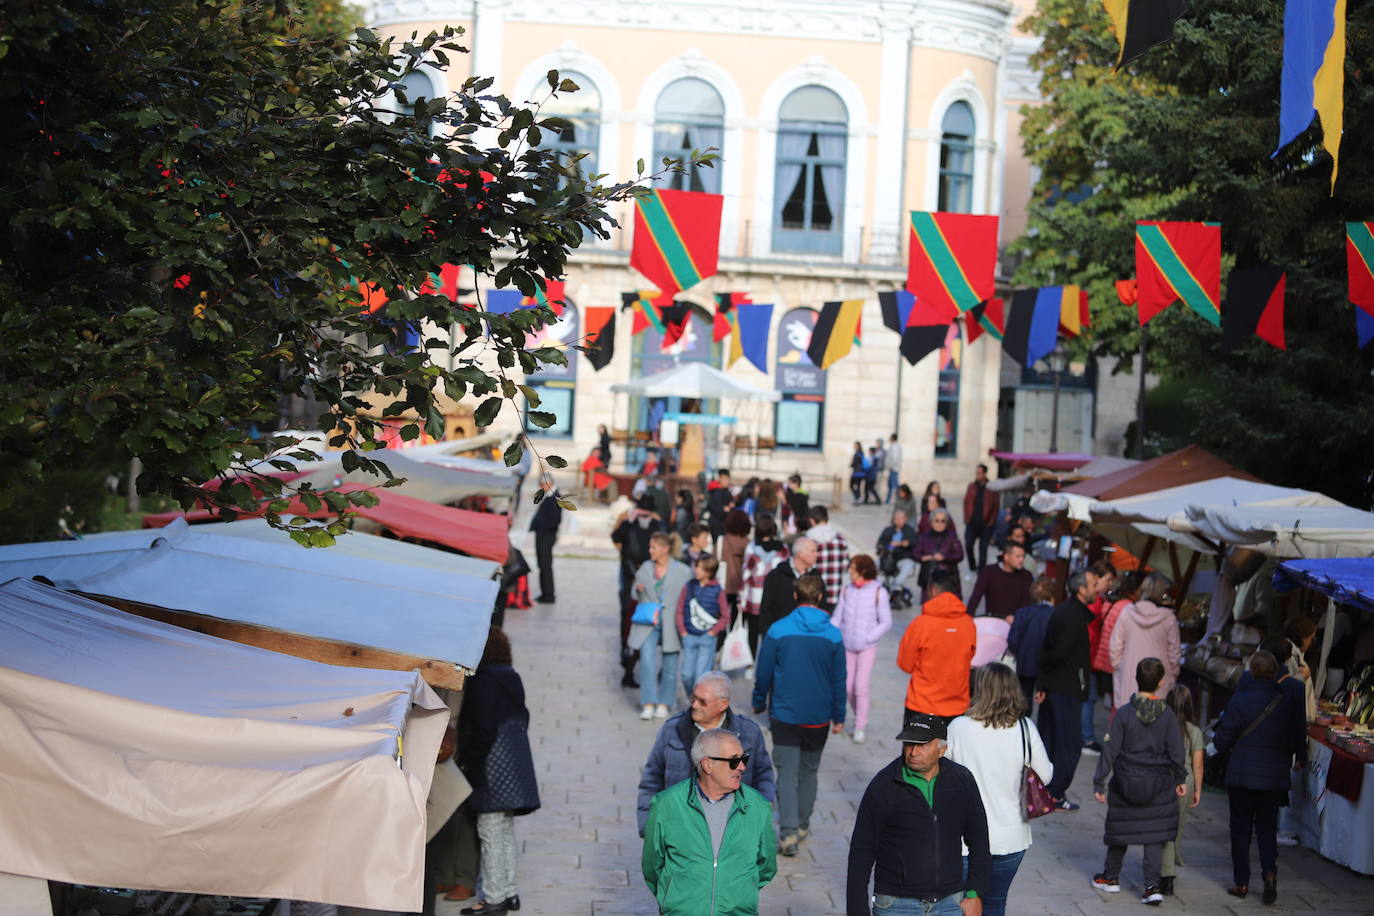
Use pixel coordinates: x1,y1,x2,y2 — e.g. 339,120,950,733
965,297,1005,343
631,189,723,297
1135,221,1221,326
621,290,672,335
1347,222,1374,315
907,212,999,315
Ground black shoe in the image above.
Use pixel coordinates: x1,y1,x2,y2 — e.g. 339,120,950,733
459,900,509,916
1262,873,1277,905
1159,876,1174,896
620,670,639,688
535,595,555,604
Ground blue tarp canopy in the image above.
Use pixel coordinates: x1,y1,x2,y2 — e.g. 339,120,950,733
1273,558,1374,615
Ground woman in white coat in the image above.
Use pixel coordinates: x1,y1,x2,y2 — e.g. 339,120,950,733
946,662,1053,916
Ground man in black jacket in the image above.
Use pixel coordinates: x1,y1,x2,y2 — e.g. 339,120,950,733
756,536,821,637
529,474,563,604
1035,570,1095,809
847,714,990,916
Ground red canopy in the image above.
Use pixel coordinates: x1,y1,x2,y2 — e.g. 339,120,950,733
1062,444,1259,501
989,451,1096,472
143,483,509,564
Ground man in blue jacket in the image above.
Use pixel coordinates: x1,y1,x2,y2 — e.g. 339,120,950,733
752,573,846,857
636,670,775,836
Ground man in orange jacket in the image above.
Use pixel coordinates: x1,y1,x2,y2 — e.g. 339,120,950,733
897,568,976,728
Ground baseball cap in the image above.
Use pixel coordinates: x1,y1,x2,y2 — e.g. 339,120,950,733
895,714,947,745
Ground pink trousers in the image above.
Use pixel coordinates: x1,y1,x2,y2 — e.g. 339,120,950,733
845,646,878,732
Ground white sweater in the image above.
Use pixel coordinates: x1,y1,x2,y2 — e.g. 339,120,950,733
945,715,1054,855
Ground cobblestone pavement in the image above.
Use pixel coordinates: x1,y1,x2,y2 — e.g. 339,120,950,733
440,503,1373,916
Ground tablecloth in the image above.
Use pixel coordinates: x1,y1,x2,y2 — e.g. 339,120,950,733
1287,735,1374,875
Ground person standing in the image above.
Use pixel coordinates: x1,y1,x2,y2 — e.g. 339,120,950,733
965,544,1032,619
1036,570,1095,810
612,497,663,687
1159,684,1204,896
636,671,775,836
885,434,902,504
681,522,713,567
641,728,778,915
676,555,731,699
913,508,964,605
457,628,539,916
756,536,820,637
633,533,693,720
741,515,789,661
946,663,1053,916
705,469,734,548
1092,571,1143,714
892,484,918,522
1213,650,1308,904
1006,578,1057,711
806,505,850,611
720,509,752,618
846,714,991,916
529,474,562,604
781,474,810,536
597,423,612,466
863,447,882,505
849,442,866,504
897,569,976,727
751,574,846,857
1109,573,1181,718
829,554,892,744
962,465,999,575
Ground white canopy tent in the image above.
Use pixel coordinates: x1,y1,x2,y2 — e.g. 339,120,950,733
1171,503,1374,559
610,361,781,401
0,578,445,909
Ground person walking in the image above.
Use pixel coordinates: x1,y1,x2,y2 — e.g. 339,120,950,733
946,663,1053,916
892,484,919,523
846,714,991,916
705,469,734,549
1109,573,1181,720
897,569,975,727
885,434,903,504
740,515,789,661
1092,571,1143,714
1213,650,1308,904
965,544,1032,619
720,509,752,618
636,671,775,836
962,464,998,575
806,505,850,611
1036,570,1095,810
632,532,693,720
597,423,612,466
672,489,695,541
612,496,663,688
1089,658,1188,907
641,728,778,915
529,474,562,604
863,447,882,505
829,554,892,744
849,442,867,504
913,508,964,605
456,628,540,916
751,574,846,857
1006,577,1057,712
1159,684,1204,896
756,536,820,637
676,555,731,699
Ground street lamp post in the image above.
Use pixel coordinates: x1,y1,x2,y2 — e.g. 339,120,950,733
1048,346,1068,453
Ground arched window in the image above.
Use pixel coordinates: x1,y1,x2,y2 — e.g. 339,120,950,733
653,78,724,193
774,86,847,255
938,101,976,214
537,71,601,180
393,68,441,133
773,308,826,449
935,322,962,457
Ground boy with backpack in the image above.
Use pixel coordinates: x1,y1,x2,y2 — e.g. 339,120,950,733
1091,657,1188,906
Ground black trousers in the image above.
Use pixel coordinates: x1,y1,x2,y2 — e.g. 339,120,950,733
1038,690,1083,799
965,523,992,574
1228,786,1283,885
534,530,556,599
1104,842,1164,886
1018,675,1039,720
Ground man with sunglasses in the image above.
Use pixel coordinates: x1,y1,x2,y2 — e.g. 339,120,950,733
636,671,775,837
642,728,778,915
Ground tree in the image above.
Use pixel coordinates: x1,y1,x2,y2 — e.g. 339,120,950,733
0,0,702,543
1015,0,1374,507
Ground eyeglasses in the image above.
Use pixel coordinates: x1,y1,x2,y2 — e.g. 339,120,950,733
707,754,750,770
690,694,724,706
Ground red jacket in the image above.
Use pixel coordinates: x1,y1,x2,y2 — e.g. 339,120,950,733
897,592,976,717
963,482,999,530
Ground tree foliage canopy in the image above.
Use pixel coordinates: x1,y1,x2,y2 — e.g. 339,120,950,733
1,0,696,542
1015,0,1374,507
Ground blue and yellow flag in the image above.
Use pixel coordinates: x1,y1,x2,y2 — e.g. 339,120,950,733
1274,0,1347,192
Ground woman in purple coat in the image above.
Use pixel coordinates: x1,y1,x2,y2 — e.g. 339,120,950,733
914,508,964,603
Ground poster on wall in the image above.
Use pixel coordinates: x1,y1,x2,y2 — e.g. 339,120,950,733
525,300,580,381
775,308,823,394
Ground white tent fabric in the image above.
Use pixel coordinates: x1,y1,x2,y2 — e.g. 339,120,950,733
0,521,496,670
246,432,505,474
0,578,445,909
1030,477,1338,525
610,361,782,401
1171,504,1374,559
290,451,516,505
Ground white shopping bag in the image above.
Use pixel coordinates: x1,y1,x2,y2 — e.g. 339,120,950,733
718,610,753,672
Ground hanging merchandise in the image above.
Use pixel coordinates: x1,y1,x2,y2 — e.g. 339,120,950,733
727,303,773,373
1274,0,1347,193
1001,287,1063,368
714,292,752,342
583,307,616,371
806,299,864,370
1220,267,1286,351
906,212,999,316
1135,221,1221,326
1102,0,1187,69
630,189,723,298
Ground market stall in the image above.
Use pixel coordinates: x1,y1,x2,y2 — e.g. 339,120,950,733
0,578,446,909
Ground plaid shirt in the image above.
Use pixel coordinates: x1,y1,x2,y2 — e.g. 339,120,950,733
813,532,850,609
741,544,789,616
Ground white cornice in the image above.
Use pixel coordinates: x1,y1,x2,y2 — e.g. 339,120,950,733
1004,34,1042,102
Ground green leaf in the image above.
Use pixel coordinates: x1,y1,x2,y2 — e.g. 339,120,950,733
526,410,556,429
474,396,503,427
545,454,567,468
503,439,523,466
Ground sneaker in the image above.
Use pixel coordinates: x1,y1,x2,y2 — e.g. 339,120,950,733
1159,877,1174,896
1092,874,1121,893
1140,885,1164,906
1276,832,1299,847
1054,796,1081,811
1082,741,1103,756
654,704,669,719
779,833,799,856
853,730,865,744
639,705,654,720
796,827,810,842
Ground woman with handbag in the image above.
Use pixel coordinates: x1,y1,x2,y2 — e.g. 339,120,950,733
457,628,540,916
828,554,892,744
913,508,964,604
631,532,692,720
946,662,1054,916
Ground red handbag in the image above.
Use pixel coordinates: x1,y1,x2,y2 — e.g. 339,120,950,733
1021,718,1056,820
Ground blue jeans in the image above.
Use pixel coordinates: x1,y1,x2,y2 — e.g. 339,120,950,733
679,632,717,698
871,892,962,915
963,850,1025,916
1081,673,1098,744
638,626,680,707
886,469,900,502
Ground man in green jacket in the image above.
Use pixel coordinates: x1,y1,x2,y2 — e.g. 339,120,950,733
642,728,777,915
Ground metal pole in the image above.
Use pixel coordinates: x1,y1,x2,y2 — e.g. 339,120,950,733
1049,366,1062,453
1135,327,1148,459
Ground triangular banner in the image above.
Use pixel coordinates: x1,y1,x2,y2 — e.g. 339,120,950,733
807,300,864,369
1001,288,1062,367
621,290,670,336
1358,307,1374,350
965,298,1005,344
1221,267,1286,351
715,292,752,342
900,324,949,367
878,290,917,334
583,307,616,371
1136,221,1221,326
907,212,999,315
1055,285,1091,337
631,189,723,297
1103,0,1187,70
1347,222,1374,318
1274,0,1347,193
729,303,773,373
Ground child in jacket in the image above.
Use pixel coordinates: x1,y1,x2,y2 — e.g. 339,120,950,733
677,555,730,699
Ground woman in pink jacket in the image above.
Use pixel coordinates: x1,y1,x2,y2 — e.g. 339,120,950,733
829,553,891,743
1092,571,1142,710
1109,571,1181,705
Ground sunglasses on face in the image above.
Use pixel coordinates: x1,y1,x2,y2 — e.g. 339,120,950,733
708,754,750,770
